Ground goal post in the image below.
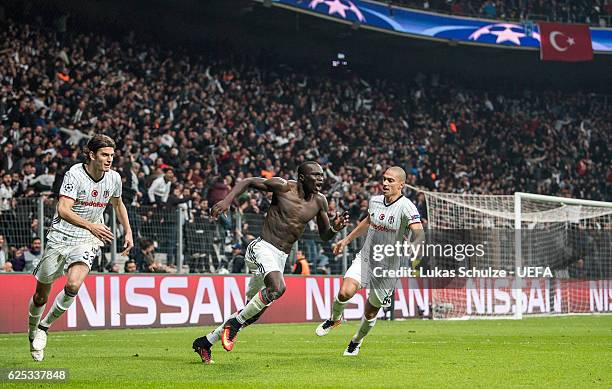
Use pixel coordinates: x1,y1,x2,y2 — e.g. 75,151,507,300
409,186,612,320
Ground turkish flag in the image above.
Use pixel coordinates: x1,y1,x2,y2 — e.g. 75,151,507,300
539,22,593,62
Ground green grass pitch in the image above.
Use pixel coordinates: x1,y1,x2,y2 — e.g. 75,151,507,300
0,316,610,388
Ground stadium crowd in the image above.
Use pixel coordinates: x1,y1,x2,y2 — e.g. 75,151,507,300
394,0,612,25
0,16,610,274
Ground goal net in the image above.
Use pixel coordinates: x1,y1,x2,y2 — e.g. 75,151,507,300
414,189,612,319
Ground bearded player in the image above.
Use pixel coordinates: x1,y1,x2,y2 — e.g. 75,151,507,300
192,162,349,363
315,166,424,356
28,135,134,361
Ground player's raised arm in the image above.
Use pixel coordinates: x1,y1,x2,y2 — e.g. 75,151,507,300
109,196,134,256
210,177,290,218
407,220,425,255
57,196,114,243
315,195,350,242
332,215,370,255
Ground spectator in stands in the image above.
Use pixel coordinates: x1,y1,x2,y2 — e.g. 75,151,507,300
451,1,463,14
124,260,137,273
1,261,12,273
10,237,42,272
0,173,15,212
208,176,232,230
229,243,246,274
1,144,14,172
293,251,311,275
0,234,7,268
242,197,261,214
392,1,605,25
207,176,230,208
131,239,156,272
480,0,497,18
108,263,121,273
569,259,587,279
148,169,174,206
414,192,428,226
29,167,56,192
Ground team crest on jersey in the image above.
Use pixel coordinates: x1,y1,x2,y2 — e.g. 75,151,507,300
388,216,395,224
64,183,74,192
92,189,98,197
103,189,110,198
78,190,86,196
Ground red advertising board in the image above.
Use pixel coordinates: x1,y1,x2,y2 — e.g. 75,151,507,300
0,274,610,333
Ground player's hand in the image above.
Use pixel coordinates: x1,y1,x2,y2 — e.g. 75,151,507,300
121,231,134,257
333,237,350,255
211,199,231,219
332,211,350,232
89,223,114,243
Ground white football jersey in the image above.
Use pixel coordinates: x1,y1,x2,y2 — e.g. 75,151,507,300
358,195,421,262
48,163,122,246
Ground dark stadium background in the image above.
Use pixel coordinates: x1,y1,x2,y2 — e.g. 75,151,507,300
4,0,611,89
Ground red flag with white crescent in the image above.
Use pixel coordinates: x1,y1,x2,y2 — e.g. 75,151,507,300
539,22,593,62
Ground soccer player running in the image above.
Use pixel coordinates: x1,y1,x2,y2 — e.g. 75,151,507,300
192,162,349,363
28,135,133,361
315,166,424,356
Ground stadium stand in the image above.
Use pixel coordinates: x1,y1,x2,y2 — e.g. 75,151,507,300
392,0,612,26
0,11,610,274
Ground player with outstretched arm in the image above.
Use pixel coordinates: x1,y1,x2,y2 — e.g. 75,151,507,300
315,166,424,356
192,161,349,364
28,135,133,361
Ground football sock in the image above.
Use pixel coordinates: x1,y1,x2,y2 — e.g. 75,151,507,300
353,316,377,343
236,290,270,324
39,288,77,329
206,323,225,344
28,298,46,340
331,296,348,321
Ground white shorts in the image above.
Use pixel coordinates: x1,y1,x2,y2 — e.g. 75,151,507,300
33,240,100,284
344,252,395,308
244,237,289,300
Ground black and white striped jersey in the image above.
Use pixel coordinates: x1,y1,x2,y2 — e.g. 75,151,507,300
48,163,121,246
358,195,421,262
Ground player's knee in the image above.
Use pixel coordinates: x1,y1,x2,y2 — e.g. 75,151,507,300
337,288,354,302
33,292,48,306
64,281,81,296
364,310,378,321
265,283,286,301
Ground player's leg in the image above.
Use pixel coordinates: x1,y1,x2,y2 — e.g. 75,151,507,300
316,254,363,336
32,263,89,353
29,281,52,340
344,287,391,356
192,304,270,363
193,257,270,362
28,281,52,361
28,245,64,361
315,277,360,336
344,299,380,356
221,270,285,351
221,239,287,351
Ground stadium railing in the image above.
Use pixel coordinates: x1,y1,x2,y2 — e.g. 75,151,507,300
2,199,349,275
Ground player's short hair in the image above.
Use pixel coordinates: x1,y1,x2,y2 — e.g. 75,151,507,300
297,161,320,179
85,134,116,160
386,166,406,183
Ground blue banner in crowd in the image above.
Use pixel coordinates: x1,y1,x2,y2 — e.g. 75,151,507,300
270,0,612,52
